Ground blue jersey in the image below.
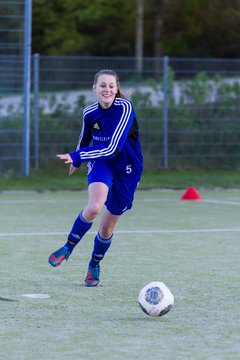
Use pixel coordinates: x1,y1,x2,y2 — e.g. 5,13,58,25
70,97,143,175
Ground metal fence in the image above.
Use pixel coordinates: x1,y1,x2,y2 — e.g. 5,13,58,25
0,0,31,176
1,54,240,174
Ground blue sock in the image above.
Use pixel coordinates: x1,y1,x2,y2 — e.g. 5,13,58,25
65,211,93,253
89,232,113,268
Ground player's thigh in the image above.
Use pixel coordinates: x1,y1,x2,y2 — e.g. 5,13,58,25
84,160,113,219
83,182,109,220
88,182,109,206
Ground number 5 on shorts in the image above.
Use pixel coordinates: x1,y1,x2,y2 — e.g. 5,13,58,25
126,165,132,174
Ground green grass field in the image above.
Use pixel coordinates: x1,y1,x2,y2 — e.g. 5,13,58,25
1,189,240,359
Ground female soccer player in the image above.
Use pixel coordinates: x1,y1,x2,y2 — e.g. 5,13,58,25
48,69,143,286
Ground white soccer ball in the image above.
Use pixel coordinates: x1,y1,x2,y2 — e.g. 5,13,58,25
138,281,174,317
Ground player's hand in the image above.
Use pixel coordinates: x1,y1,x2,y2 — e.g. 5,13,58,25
56,153,73,164
69,164,78,176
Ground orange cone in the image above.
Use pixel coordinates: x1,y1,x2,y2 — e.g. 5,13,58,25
180,187,202,201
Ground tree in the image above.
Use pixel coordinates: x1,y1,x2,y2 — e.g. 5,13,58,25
32,0,240,58
153,0,164,57
135,0,144,73
201,0,240,57
32,0,135,55
161,0,240,57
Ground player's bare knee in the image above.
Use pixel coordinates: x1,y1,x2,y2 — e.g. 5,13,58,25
86,203,102,218
99,225,113,239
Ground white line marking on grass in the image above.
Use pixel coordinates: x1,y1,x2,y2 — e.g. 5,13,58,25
21,294,51,299
1,228,240,237
203,199,240,205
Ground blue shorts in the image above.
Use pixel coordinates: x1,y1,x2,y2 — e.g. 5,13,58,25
87,160,142,215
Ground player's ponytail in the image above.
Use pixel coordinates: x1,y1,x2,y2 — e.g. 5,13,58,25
93,69,125,99
116,88,125,99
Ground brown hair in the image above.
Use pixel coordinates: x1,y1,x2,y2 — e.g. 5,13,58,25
93,69,125,98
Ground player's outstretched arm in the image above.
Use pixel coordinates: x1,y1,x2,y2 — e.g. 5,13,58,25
56,153,73,164
57,153,81,175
